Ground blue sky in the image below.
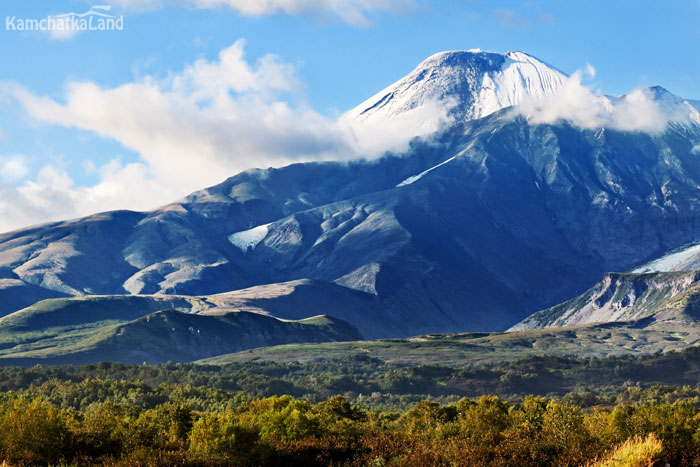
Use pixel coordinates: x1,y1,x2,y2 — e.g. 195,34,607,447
0,0,698,231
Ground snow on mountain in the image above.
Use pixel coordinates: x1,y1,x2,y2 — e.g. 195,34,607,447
632,243,700,273
629,87,700,129
475,51,568,118
396,156,456,187
342,51,699,154
341,50,568,153
228,223,270,252
688,99,700,113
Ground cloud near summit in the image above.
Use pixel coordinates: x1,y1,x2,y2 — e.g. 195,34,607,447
514,65,700,133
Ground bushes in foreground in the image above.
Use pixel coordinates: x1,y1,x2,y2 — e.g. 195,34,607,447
593,434,663,467
0,393,698,466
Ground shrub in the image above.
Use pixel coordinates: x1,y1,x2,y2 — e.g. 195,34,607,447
0,397,72,464
592,434,663,467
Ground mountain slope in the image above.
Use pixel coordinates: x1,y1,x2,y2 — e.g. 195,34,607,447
510,271,700,331
0,295,362,365
2,111,700,336
204,279,395,339
632,242,700,273
0,279,67,315
0,154,451,311
688,99,700,113
0,51,700,339
199,319,700,367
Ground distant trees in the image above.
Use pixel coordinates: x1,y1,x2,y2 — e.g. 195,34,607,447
3,350,700,413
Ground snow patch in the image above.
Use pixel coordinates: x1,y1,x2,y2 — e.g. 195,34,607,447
396,156,456,187
632,243,700,273
228,224,270,252
474,51,567,119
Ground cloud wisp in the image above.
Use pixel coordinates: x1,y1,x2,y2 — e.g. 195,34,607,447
489,6,556,30
0,155,30,181
513,65,700,133
110,0,416,26
0,161,170,233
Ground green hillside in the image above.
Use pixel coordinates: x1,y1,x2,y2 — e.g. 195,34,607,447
200,320,700,366
0,296,361,365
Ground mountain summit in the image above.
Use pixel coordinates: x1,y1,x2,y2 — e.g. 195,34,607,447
346,50,567,131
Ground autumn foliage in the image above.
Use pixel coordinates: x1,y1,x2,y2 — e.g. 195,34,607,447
0,392,697,466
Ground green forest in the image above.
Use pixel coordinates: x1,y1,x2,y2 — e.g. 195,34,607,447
0,391,692,466
1,348,700,465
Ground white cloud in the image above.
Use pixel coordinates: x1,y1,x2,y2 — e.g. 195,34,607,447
171,40,298,96
489,6,556,30
584,63,596,78
47,18,81,41
110,0,164,11
0,155,30,181
490,8,532,29
110,0,415,26
338,96,456,155
4,40,351,200
1,38,438,232
514,67,700,133
82,159,97,174
4,39,431,205
0,160,176,232
0,39,403,232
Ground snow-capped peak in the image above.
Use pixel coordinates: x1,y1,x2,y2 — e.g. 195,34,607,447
340,50,697,158
345,50,568,127
642,86,700,127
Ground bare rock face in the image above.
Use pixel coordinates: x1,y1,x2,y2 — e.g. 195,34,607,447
510,271,700,331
